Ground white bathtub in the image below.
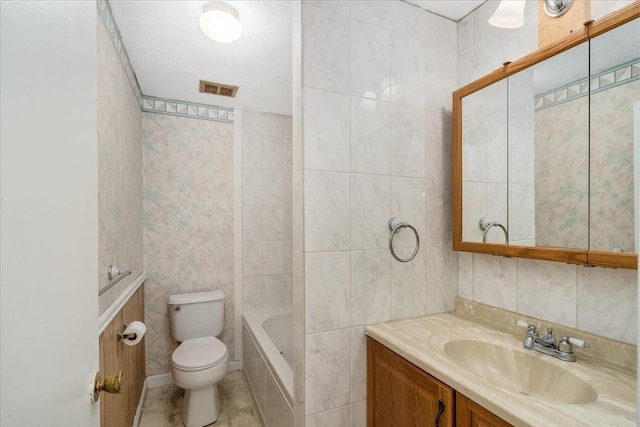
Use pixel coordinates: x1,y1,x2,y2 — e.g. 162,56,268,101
242,309,293,427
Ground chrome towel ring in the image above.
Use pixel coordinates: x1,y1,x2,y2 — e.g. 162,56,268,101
388,217,420,263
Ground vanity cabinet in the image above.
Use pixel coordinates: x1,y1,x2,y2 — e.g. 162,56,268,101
367,338,512,427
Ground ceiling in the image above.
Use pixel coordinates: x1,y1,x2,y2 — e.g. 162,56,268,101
110,1,485,117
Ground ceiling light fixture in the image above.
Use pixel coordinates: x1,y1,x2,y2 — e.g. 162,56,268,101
488,0,526,28
199,2,242,43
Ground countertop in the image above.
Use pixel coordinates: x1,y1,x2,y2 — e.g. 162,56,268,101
365,313,637,427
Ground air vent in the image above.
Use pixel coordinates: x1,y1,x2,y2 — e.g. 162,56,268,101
199,80,238,98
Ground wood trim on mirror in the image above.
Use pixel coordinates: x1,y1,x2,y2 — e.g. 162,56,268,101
452,1,640,270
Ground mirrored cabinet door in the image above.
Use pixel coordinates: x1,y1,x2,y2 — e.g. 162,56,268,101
461,80,508,244
508,42,590,250
589,17,640,255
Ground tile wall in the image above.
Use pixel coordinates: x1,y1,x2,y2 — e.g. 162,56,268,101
241,110,294,312
457,0,637,345
293,1,458,425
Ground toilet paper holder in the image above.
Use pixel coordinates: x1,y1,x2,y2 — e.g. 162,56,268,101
117,323,137,341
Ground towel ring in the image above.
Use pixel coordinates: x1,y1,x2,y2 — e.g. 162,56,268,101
388,217,420,263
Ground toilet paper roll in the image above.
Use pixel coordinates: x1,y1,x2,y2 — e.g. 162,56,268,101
121,321,146,346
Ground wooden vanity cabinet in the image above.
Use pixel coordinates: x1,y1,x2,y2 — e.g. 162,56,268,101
367,338,513,427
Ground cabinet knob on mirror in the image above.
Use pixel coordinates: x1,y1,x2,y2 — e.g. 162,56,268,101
90,370,123,402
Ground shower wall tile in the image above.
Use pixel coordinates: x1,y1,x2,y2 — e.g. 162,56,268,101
243,244,262,277
294,171,304,252
390,105,426,178
351,249,391,326
262,135,284,171
518,260,577,327
143,113,234,375
302,4,350,93
263,275,285,309
243,169,261,205
243,276,262,312
261,171,283,205
262,205,284,241
263,241,284,275
350,19,390,101
390,33,426,109
305,329,351,415
243,205,262,241
350,174,390,250
293,250,305,332
304,170,350,252
350,98,390,175
302,87,350,172
305,251,351,333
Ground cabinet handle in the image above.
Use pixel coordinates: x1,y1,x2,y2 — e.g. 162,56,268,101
435,399,445,427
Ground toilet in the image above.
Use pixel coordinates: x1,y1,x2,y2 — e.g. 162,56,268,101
169,290,228,427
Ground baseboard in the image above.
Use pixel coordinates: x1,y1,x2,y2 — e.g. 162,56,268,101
132,379,149,427
145,361,242,390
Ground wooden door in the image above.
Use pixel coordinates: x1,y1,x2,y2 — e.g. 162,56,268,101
456,393,513,427
368,338,454,427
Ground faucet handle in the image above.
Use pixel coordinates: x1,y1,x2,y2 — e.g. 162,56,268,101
516,320,531,328
567,336,589,348
559,336,589,353
516,320,537,336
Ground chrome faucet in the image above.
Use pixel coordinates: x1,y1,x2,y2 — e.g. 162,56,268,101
516,321,589,362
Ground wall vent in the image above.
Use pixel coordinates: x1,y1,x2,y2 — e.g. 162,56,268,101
199,80,239,98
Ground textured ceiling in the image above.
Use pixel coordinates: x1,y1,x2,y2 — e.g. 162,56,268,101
109,1,485,117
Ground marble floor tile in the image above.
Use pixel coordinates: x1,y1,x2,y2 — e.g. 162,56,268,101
139,371,263,427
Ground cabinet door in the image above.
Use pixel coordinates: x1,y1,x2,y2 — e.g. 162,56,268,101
368,338,454,427
456,393,513,427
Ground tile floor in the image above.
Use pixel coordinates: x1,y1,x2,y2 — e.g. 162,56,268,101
139,371,263,427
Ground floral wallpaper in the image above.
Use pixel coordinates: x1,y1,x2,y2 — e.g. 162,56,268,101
143,112,234,376
535,79,638,251
97,16,143,313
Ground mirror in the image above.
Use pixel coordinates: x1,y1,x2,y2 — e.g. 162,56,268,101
589,17,640,254
453,4,639,269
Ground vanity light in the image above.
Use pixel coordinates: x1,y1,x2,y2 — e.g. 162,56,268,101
488,0,526,28
199,2,242,43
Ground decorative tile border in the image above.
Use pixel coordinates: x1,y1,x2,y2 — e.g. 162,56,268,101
534,58,640,111
96,0,234,123
142,96,234,123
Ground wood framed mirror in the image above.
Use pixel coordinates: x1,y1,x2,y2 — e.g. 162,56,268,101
452,2,639,269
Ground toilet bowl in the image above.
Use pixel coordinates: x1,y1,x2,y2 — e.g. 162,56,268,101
168,290,228,427
171,337,229,427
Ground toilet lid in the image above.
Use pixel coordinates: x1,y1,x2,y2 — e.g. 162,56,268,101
172,337,228,371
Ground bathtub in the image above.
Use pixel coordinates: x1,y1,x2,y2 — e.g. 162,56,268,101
242,309,293,427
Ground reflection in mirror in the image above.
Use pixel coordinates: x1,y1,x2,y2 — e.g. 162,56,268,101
518,42,590,249
462,80,508,244
589,18,639,254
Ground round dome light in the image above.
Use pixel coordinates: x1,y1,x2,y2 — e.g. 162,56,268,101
199,2,242,43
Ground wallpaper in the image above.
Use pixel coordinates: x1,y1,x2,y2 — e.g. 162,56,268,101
97,16,144,313
143,112,234,376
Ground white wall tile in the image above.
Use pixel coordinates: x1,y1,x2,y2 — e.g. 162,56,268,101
425,41,457,109
243,205,262,241
457,252,473,300
350,19,390,101
350,327,367,403
263,241,284,275
284,273,293,308
262,171,283,205
284,137,293,172
390,105,426,177
390,33,426,108
350,401,367,427
294,91,303,173
294,250,305,332
284,239,293,274
474,254,517,311
461,182,486,243
306,405,350,427
351,174,390,250
304,170,350,251
518,259,577,327
302,4,350,93
457,13,474,51
263,114,285,137
294,171,304,252
508,183,535,242
577,266,637,344
262,205,284,241
425,106,452,181
243,111,264,134
388,1,427,41
426,247,458,314
303,87,350,172
425,179,452,247
391,250,426,319
243,132,261,170
263,274,285,309
243,168,261,205
243,276,262,311
284,205,293,241
351,249,391,326
350,0,390,28
425,10,457,53
262,135,284,171
243,243,262,276
304,0,350,16
305,329,351,414
305,251,351,333
391,177,426,249
351,97,390,174
283,171,293,210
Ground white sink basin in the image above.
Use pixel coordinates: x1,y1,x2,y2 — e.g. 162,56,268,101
444,339,598,404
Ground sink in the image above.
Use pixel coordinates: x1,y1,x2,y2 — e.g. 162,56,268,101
444,340,598,404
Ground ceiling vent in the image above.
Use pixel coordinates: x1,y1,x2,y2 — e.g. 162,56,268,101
199,80,239,97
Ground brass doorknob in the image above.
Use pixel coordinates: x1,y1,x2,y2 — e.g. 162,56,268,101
90,371,123,402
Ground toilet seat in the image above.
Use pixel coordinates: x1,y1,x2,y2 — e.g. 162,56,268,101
172,336,228,372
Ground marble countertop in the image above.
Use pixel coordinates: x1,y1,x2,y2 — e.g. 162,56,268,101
366,313,637,427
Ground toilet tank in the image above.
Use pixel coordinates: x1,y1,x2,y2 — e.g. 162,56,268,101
168,290,225,342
